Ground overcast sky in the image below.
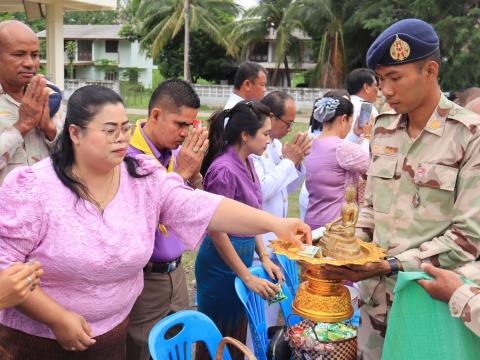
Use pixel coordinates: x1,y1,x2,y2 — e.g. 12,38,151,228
236,0,259,9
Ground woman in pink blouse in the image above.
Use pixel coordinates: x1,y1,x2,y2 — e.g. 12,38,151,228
305,96,370,230
0,86,310,359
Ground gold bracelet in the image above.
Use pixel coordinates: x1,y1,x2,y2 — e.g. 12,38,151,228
258,251,269,260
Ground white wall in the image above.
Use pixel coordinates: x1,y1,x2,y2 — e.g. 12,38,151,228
93,40,119,63
76,66,95,79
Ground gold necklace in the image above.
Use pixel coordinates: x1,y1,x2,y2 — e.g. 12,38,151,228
73,166,116,211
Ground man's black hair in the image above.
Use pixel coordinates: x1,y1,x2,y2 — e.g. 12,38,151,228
148,79,200,116
233,62,267,90
346,68,377,96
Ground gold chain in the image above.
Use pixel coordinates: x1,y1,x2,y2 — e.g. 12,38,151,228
73,166,116,210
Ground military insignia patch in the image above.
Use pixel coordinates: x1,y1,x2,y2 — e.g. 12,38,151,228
390,35,411,61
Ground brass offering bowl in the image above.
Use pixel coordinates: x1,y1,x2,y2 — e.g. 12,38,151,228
271,238,385,323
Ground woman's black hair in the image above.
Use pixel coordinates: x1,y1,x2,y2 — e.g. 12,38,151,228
310,90,352,132
51,85,148,201
201,100,271,175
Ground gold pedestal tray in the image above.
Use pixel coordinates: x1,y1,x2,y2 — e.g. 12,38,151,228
271,238,385,323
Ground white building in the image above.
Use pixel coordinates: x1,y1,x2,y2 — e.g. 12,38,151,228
246,28,316,87
37,24,155,88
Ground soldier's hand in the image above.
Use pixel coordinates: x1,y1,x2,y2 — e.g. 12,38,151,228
14,76,49,135
320,261,392,282
176,127,208,181
417,263,464,303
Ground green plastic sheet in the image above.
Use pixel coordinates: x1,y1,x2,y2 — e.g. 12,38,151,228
382,271,480,360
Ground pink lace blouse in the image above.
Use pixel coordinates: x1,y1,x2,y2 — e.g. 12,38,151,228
0,155,222,338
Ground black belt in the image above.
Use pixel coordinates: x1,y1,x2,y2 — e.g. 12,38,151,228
143,256,182,274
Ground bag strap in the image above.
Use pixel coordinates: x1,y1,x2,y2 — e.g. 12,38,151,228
215,336,257,360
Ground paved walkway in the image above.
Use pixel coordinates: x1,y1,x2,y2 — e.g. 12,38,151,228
127,108,310,123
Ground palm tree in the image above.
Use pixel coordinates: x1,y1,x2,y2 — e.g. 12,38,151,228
65,41,77,80
227,0,305,87
136,0,240,82
297,0,353,88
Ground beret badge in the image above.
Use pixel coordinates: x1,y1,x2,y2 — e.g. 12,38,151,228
390,35,411,61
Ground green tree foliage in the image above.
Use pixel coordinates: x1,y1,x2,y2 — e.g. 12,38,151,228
157,31,237,83
227,0,305,87
134,0,240,82
296,0,351,88
351,0,480,90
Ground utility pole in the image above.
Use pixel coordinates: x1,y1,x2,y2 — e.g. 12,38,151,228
183,0,191,82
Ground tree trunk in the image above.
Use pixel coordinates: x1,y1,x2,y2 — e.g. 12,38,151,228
183,0,191,83
272,66,279,86
283,56,291,88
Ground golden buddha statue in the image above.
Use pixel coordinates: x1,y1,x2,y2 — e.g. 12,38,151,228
319,184,363,260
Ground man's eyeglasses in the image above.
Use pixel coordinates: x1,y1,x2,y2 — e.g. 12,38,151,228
273,113,295,130
81,123,132,142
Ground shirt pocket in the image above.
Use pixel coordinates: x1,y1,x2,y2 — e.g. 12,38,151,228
367,155,398,214
414,162,458,217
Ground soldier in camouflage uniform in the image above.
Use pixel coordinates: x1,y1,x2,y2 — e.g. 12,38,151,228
321,18,480,359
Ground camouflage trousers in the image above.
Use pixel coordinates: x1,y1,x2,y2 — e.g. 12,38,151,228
358,277,393,360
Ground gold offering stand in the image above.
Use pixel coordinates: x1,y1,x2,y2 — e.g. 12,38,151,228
271,185,385,323
271,239,385,323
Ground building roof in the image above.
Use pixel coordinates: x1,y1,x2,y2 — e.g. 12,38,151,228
37,25,123,40
0,0,116,12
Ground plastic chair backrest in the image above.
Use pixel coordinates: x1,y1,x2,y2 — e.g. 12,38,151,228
148,310,231,360
275,254,299,295
235,266,301,360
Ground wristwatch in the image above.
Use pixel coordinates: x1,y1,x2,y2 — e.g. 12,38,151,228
385,257,401,277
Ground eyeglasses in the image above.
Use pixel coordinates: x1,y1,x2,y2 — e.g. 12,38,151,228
273,114,295,130
81,123,132,142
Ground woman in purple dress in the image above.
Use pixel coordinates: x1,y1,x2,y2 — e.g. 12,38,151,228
195,101,284,359
305,96,370,230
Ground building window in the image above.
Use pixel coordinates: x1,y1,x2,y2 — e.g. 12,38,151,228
105,40,119,53
105,71,118,81
77,40,92,61
248,42,269,62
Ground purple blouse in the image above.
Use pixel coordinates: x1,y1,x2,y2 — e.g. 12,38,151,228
305,137,369,229
0,155,222,339
128,123,184,262
204,146,262,237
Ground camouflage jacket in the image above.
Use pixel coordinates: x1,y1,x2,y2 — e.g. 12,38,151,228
0,83,65,184
356,93,480,316
449,284,480,336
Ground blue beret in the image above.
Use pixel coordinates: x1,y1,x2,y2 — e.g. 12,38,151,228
46,83,62,118
366,18,439,69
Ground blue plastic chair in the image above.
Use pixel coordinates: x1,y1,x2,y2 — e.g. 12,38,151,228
235,266,301,360
148,310,231,360
275,254,300,295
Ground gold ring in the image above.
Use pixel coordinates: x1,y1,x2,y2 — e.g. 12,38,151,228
193,146,199,153
26,276,33,285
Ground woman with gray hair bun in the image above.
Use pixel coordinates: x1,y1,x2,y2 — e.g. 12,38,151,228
304,95,370,231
